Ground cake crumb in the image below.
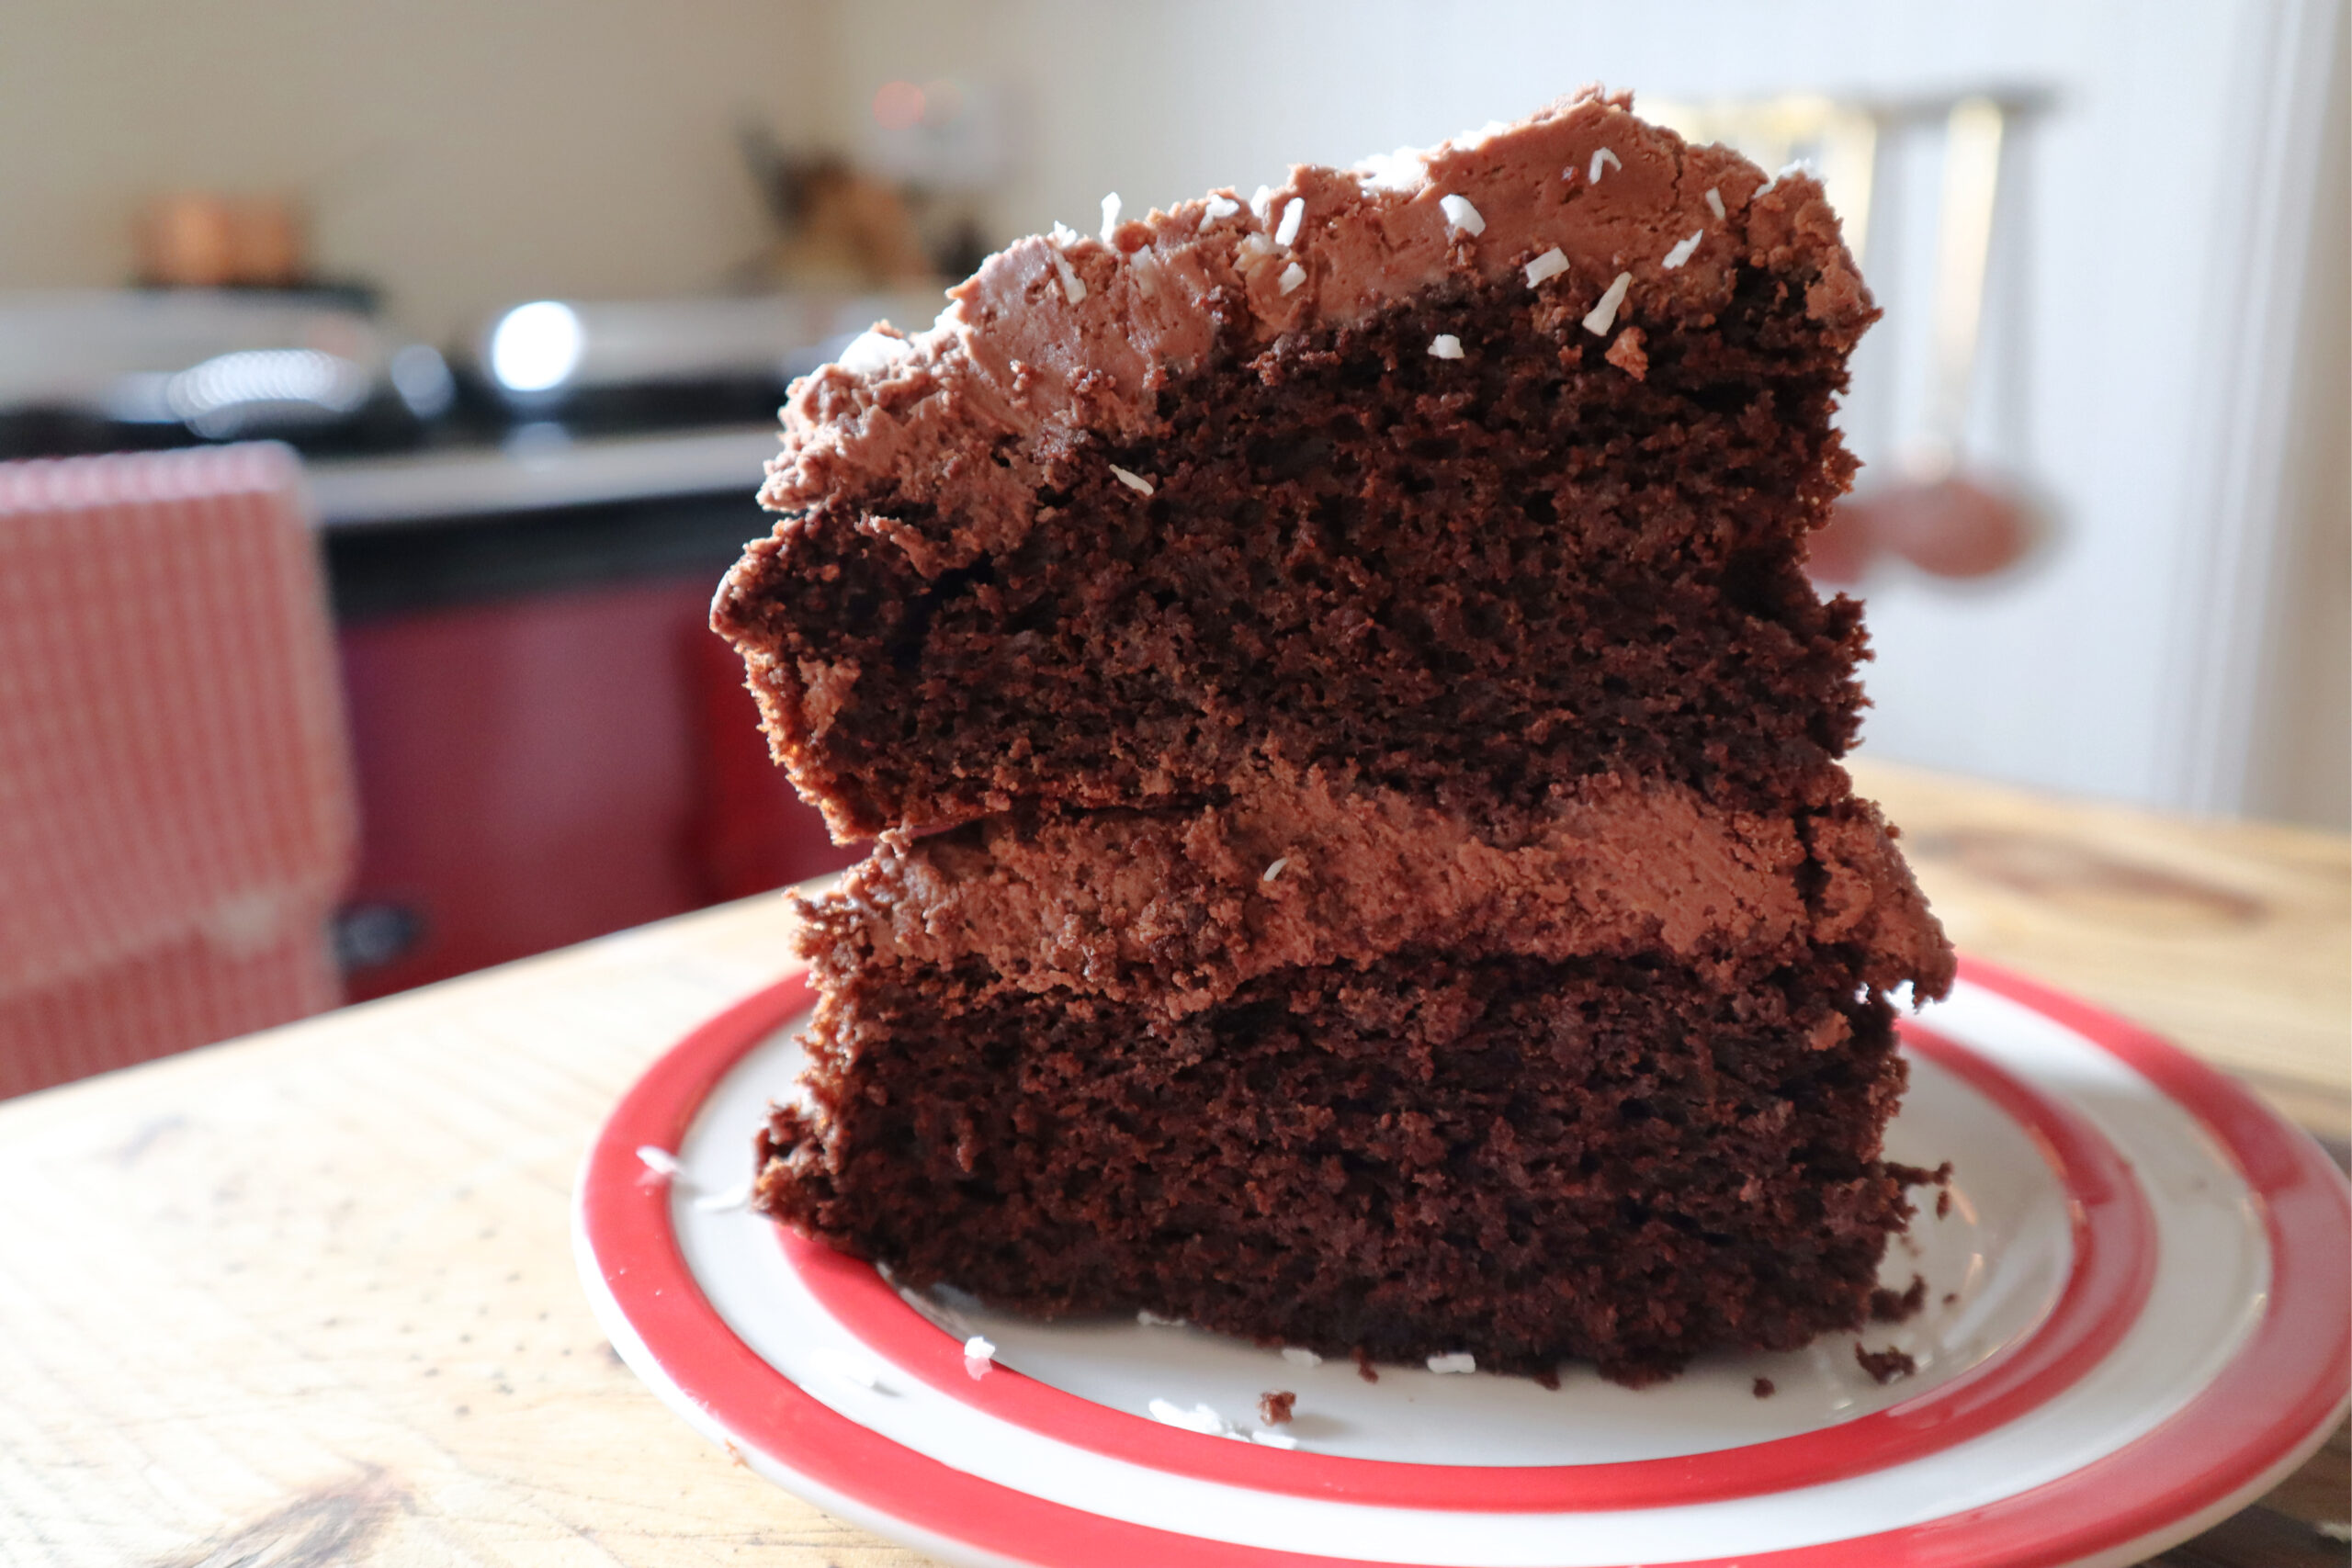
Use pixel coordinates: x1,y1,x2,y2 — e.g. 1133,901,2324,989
1523,247,1569,288
1937,1189,1953,1218
1279,1346,1321,1367
1259,1390,1296,1425
1752,1376,1776,1398
1109,465,1155,496
1855,1344,1917,1384
1428,333,1464,360
1589,146,1622,183
1354,1349,1379,1383
1871,1274,1928,1324
1439,194,1486,235
1705,186,1726,220
1604,326,1648,380
1427,1351,1476,1375
1582,271,1633,334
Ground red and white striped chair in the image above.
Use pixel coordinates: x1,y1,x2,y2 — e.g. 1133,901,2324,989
0,444,356,1098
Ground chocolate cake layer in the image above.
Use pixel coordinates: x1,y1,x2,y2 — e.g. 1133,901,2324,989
714,92,1875,840
758,948,1918,1384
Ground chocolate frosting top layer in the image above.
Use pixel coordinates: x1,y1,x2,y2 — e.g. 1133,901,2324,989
746,86,1869,581
803,766,1954,1016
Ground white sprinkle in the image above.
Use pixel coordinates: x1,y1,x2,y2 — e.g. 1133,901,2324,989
1049,248,1087,305
1758,158,1813,198
1274,197,1305,247
1438,194,1486,236
691,1180,752,1213
1523,247,1569,288
1148,1398,1232,1437
1705,186,1726,220
962,1335,996,1379
1250,1428,1299,1450
1277,261,1306,295
2319,1521,2352,1543
1427,1351,1477,1374
1356,147,1428,192
838,329,915,376
1100,192,1122,243
1427,333,1464,360
1110,465,1155,496
635,1145,684,1178
812,1347,882,1390
1589,147,1623,184
1131,249,1161,298
1136,1309,1187,1327
1279,1347,1323,1368
1048,220,1080,247
1261,856,1290,883
1583,271,1633,335
1202,193,1240,224
1661,231,1704,270
1250,185,1274,223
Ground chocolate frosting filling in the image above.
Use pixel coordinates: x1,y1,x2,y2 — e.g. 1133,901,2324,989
806,765,1952,1016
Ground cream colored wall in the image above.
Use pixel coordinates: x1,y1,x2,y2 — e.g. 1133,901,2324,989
0,0,827,342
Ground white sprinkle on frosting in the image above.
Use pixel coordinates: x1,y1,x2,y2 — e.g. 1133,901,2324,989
1662,231,1703,270
1583,271,1633,334
1355,147,1429,192
1428,333,1464,360
1099,192,1122,243
1261,856,1290,883
1250,185,1274,223
1250,1428,1299,1450
1427,1351,1477,1374
1136,1309,1187,1326
1523,247,1569,288
1589,147,1623,183
1201,193,1240,224
1438,194,1486,235
635,1145,683,1178
1274,197,1305,247
1279,1347,1323,1367
1048,247,1087,305
1278,261,1306,296
837,330,915,377
1048,220,1080,247
1110,465,1155,496
1705,186,1726,220
1148,1398,1233,1437
1758,158,1813,198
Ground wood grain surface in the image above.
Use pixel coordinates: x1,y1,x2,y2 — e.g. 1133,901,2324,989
0,760,2343,1568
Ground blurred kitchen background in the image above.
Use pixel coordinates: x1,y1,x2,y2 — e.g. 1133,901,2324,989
0,0,2343,1089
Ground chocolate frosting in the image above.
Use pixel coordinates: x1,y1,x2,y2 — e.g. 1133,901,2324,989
807,766,1952,1016
740,87,1869,583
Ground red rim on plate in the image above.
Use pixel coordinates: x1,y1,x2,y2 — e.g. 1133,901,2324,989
576,958,2351,1568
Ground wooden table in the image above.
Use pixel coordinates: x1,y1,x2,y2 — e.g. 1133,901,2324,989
2,760,2344,1567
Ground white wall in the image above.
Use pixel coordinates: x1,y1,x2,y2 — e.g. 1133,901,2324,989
0,0,828,343
816,0,2347,823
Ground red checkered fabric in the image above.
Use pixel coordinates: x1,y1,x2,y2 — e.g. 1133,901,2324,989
0,444,356,1098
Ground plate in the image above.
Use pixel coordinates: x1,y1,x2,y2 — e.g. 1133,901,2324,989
574,959,2348,1568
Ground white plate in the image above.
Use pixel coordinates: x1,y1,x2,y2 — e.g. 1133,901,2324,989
575,960,2348,1568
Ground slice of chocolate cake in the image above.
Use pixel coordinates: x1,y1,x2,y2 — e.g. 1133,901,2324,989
716,89,1955,1385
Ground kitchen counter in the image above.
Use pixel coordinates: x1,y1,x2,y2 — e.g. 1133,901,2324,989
0,759,2343,1566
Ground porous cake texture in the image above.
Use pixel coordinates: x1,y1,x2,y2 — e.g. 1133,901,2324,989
715,88,1954,1385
